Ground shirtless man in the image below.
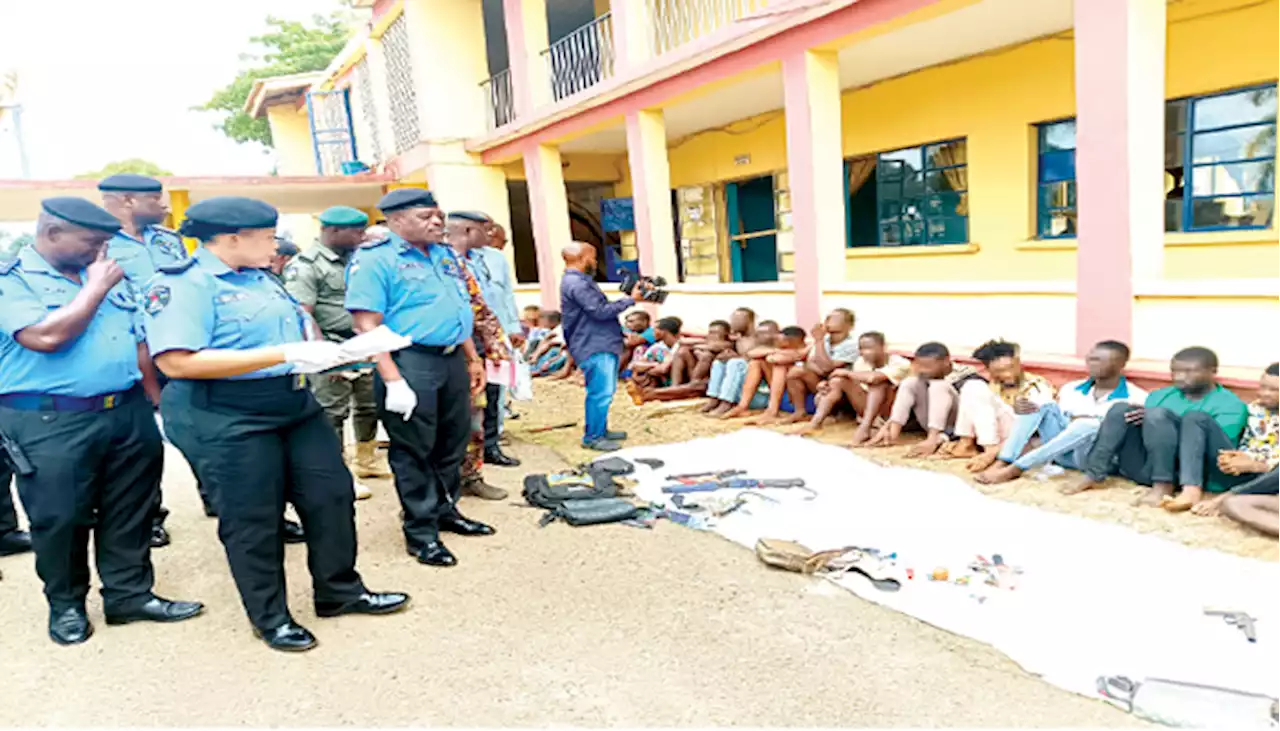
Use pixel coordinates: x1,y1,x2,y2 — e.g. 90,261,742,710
704,319,776,416
864,342,983,457
721,326,809,423
779,309,858,426
632,320,731,404
797,331,912,443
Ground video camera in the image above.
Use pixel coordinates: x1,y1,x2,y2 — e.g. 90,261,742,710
618,271,669,304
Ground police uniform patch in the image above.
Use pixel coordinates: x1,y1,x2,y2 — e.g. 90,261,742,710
145,284,171,315
284,265,300,282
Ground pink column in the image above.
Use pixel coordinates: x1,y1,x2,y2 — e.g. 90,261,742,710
1073,0,1166,356
503,0,550,118
523,144,571,309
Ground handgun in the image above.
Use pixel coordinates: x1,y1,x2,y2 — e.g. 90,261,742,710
1205,607,1257,643
0,430,35,477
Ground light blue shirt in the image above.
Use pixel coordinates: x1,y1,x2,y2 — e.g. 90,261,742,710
143,247,306,380
344,233,473,347
467,246,521,337
107,226,189,292
0,247,144,396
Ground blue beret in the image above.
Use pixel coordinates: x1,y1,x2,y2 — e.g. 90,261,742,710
377,188,437,213
41,197,123,233
184,196,278,230
274,236,299,257
448,210,491,223
98,174,163,193
318,206,370,227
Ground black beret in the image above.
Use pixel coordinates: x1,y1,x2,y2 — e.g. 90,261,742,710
97,173,163,193
184,196,279,230
274,236,298,257
447,210,491,223
41,197,123,233
377,188,437,213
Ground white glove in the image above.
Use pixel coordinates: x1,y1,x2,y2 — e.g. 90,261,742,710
384,378,417,421
154,413,169,444
281,341,346,374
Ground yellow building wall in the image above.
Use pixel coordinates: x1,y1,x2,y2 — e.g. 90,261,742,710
266,104,317,177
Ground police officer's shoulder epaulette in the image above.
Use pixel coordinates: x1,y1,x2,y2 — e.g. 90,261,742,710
296,247,320,262
0,259,18,276
157,258,197,275
152,224,179,235
359,237,390,250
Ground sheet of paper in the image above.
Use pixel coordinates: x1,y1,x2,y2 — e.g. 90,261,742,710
335,325,413,361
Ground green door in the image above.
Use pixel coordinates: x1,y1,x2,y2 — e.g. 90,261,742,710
726,175,778,283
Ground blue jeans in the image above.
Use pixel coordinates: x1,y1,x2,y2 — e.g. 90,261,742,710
707,358,748,401
997,402,1101,471
579,352,619,444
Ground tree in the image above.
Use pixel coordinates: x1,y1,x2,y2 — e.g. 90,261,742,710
198,12,352,148
75,158,173,179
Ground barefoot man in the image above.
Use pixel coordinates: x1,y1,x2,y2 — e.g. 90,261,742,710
721,326,807,422
864,342,982,457
779,308,858,426
1062,347,1248,506
796,332,910,443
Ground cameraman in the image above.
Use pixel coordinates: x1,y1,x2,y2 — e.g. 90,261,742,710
560,242,639,451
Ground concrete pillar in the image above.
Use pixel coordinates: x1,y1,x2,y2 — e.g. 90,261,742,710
781,49,845,327
523,144,572,308
624,110,678,282
1073,0,1166,355
403,0,490,141
425,151,517,275
612,0,652,71
503,0,552,118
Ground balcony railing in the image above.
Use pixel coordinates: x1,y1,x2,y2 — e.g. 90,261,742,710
648,0,770,56
481,68,516,130
542,12,615,102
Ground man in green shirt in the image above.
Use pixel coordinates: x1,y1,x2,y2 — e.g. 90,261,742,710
1065,347,1248,507
284,206,388,493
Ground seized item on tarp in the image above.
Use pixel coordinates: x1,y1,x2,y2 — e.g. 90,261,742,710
538,497,640,527
1097,675,1278,728
634,457,664,470
671,491,777,518
526,421,578,434
588,456,635,477
661,477,812,497
665,469,745,484
754,540,904,590
930,567,950,581
755,539,815,573
1205,607,1258,643
522,468,617,510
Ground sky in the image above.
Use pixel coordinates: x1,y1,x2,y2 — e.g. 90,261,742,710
0,0,344,180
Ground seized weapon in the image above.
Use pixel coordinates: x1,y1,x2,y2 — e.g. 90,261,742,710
661,477,813,498
1204,608,1258,643
526,421,578,434
664,469,745,484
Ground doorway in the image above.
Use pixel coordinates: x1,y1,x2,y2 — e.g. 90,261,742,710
726,175,778,282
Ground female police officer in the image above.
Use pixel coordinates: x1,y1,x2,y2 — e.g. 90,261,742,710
143,197,408,652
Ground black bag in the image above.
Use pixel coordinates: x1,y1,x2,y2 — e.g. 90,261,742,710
538,498,640,527
522,468,617,510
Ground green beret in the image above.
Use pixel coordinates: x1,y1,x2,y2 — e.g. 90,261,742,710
318,206,370,227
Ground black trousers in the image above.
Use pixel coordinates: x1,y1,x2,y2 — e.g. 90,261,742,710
162,377,364,631
482,382,502,451
1086,404,1251,492
1,460,19,536
0,392,160,612
375,347,470,549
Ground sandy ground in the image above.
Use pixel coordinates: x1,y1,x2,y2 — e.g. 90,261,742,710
0,402,1144,726
516,380,1279,562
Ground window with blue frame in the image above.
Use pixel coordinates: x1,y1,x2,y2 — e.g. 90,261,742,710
1165,85,1276,231
846,140,968,247
1036,120,1077,238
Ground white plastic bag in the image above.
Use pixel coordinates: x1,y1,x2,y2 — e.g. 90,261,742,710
510,351,534,401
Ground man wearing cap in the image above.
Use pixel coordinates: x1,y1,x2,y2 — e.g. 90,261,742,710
285,206,389,491
99,172,186,549
0,197,204,645
268,235,299,282
347,189,493,568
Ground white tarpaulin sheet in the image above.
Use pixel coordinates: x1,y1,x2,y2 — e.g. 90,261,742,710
614,429,1278,711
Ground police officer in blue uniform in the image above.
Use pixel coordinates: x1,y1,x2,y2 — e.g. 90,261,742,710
99,172,188,548
145,196,408,652
0,197,204,645
347,189,493,568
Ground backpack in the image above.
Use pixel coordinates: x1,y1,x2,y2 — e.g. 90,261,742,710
522,458,638,526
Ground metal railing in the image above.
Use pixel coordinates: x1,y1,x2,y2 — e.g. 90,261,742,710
541,12,615,102
480,68,516,130
647,0,770,56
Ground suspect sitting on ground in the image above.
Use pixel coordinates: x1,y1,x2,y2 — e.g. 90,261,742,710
626,316,685,398
704,319,777,417
975,340,1146,485
619,310,656,376
796,331,911,441
630,320,732,404
1063,346,1249,508
722,325,809,422
779,308,859,426
864,342,983,456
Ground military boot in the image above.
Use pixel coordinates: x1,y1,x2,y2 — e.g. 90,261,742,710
461,477,508,501
354,441,391,479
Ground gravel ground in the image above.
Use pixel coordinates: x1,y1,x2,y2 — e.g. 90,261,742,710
0,413,1142,726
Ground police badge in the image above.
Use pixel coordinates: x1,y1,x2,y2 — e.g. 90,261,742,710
145,284,171,315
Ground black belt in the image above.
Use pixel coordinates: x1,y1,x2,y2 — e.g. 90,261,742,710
406,344,460,356
190,374,310,397
0,384,141,413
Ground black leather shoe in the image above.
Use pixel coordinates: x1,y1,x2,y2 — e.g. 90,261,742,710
49,607,93,646
150,524,171,549
253,621,317,653
412,540,457,567
0,530,33,557
316,591,410,618
105,596,204,626
283,519,306,544
440,515,495,537
483,447,521,467
604,430,628,441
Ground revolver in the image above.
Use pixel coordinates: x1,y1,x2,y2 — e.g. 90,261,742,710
1204,607,1257,643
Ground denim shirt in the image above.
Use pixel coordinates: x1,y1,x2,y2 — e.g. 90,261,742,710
559,269,634,363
